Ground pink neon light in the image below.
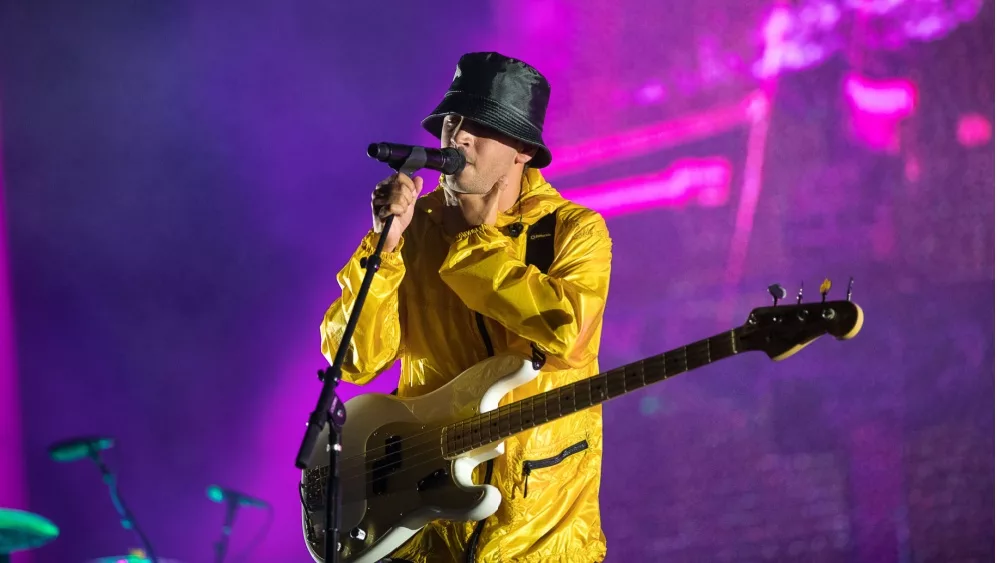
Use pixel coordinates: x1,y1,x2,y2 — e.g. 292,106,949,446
757,7,793,78
635,82,667,105
723,100,772,286
544,92,761,179
562,157,732,218
956,113,992,147
0,100,27,524
844,74,917,117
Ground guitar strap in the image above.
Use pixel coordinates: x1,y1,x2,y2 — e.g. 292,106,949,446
524,211,558,272
464,209,559,563
523,210,558,370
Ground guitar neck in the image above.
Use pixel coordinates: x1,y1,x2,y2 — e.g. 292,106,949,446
442,327,748,458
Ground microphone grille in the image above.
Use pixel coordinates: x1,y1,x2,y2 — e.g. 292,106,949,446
47,436,115,462
441,147,466,175
206,485,225,503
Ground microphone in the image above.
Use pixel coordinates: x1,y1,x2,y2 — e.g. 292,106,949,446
48,436,115,463
206,485,270,509
367,142,466,175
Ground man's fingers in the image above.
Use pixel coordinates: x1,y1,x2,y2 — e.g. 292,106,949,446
378,202,409,219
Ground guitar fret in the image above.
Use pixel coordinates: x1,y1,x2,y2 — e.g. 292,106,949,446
607,367,625,398
489,409,496,444
482,411,488,445
489,410,494,443
487,410,495,443
443,329,746,457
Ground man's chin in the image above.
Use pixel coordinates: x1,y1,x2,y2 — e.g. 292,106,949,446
446,185,493,197
443,176,487,196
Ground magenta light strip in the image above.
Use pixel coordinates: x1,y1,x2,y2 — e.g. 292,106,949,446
0,101,27,514
844,73,917,117
561,157,733,218
545,91,763,179
722,97,772,287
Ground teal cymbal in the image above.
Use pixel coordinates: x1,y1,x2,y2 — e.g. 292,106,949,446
88,553,183,563
0,508,59,554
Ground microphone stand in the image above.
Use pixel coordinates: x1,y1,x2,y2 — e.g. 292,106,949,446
295,151,427,563
213,498,239,563
88,448,158,563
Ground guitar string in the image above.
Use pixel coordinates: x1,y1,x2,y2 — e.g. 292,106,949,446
309,353,729,505
321,334,734,473
320,340,735,487
321,355,674,478
305,342,734,488
312,343,730,486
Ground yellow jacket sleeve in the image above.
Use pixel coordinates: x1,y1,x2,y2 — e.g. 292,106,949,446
320,230,405,385
438,213,612,369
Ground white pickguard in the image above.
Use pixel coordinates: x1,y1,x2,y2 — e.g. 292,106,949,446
300,353,540,563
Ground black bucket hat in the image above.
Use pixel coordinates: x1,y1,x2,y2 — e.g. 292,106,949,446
421,52,552,168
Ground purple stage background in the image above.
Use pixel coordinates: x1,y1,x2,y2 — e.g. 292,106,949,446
0,1,993,562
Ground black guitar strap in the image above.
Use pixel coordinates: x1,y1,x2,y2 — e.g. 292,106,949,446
464,210,559,563
523,211,557,371
524,211,558,273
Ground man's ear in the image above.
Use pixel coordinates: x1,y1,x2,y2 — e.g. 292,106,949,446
515,144,537,165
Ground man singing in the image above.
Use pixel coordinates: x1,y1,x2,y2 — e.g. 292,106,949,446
321,52,612,563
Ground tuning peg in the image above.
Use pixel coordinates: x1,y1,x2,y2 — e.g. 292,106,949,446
846,277,854,302
767,283,786,306
796,282,804,304
820,278,831,302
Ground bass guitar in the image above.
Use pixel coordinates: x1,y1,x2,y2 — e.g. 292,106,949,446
299,283,864,563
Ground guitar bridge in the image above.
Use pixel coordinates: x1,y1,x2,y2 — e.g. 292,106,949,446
302,467,327,512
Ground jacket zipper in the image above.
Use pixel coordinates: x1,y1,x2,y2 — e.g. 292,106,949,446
522,439,589,498
466,311,494,563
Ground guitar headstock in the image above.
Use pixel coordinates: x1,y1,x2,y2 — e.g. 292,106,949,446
740,279,864,361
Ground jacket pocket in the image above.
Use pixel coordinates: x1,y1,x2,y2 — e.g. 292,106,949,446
521,439,589,498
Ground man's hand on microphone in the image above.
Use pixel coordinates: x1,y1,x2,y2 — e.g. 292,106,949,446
372,173,422,253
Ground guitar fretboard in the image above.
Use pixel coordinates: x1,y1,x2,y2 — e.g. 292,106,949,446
441,328,746,458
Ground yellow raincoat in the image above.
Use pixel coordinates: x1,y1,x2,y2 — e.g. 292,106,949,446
321,168,612,563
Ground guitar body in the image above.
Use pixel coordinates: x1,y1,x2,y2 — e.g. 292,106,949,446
300,354,539,563
299,294,865,563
